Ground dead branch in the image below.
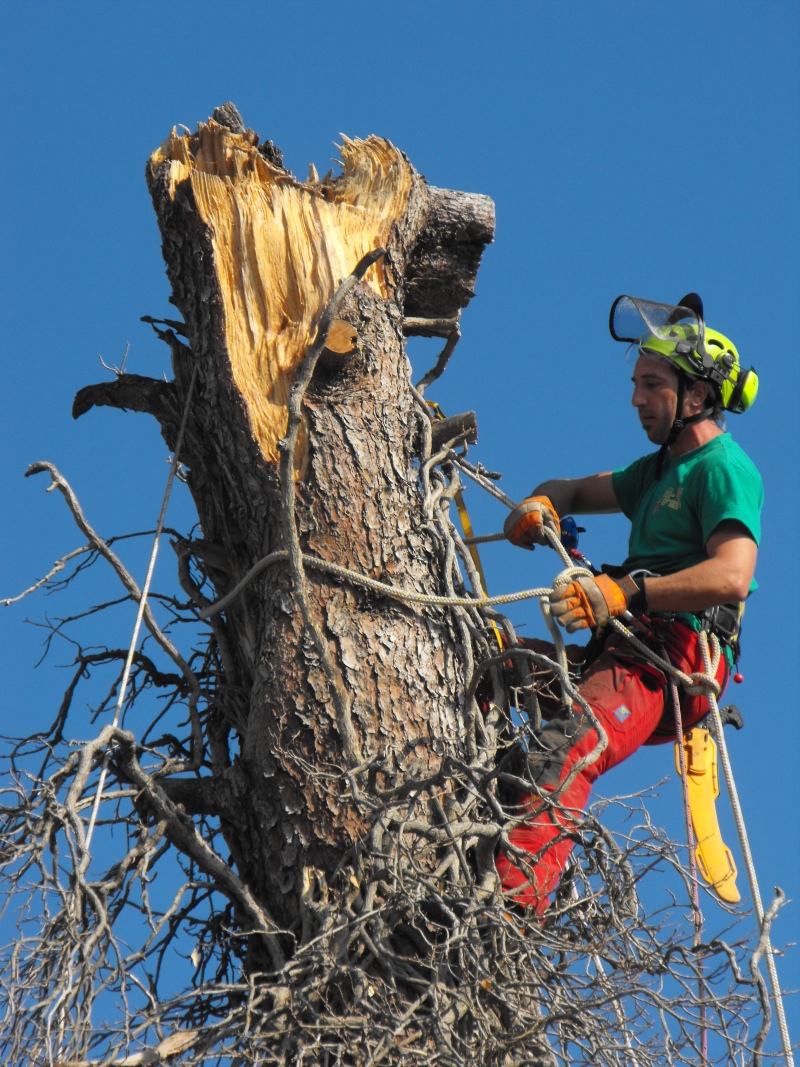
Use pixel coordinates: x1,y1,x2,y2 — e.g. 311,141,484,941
72,374,178,424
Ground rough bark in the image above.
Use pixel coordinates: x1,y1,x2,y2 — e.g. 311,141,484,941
76,110,495,931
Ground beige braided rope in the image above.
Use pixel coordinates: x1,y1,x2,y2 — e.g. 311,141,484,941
200,550,551,619
699,631,794,1066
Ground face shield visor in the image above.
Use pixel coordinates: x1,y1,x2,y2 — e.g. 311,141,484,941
610,295,704,349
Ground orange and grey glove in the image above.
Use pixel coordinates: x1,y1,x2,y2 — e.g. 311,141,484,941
549,573,644,633
503,496,560,549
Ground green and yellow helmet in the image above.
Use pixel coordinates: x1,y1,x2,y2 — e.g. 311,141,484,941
609,294,758,414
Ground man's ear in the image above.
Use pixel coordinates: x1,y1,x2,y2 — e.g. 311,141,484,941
684,377,711,416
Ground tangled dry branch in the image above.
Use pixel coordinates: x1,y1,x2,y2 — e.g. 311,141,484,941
0,327,776,1066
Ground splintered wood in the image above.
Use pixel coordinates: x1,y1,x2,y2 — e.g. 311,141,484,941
149,121,413,470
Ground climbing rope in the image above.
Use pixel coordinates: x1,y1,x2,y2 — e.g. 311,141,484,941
699,631,795,1067
84,367,198,853
200,550,551,618
669,674,709,1063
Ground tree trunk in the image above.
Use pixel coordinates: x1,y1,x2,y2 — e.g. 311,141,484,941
79,108,495,935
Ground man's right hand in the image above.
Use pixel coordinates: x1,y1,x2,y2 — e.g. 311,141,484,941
503,496,561,549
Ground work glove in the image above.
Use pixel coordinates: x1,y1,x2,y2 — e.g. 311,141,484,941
550,573,642,633
504,496,560,549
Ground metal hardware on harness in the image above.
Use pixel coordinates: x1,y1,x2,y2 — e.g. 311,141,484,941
697,601,743,645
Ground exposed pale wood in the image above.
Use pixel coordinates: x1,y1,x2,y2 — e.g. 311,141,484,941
324,319,357,354
149,122,413,471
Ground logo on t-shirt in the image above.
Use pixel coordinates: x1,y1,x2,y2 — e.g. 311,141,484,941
654,486,683,515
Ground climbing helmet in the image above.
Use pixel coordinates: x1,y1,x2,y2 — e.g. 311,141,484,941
609,294,758,414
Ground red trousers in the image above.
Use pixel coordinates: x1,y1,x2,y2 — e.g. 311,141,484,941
495,621,729,912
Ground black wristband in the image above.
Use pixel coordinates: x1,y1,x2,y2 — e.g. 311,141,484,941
617,573,648,613
628,576,648,613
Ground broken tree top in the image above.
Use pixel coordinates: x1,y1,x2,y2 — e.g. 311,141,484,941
146,106,494,469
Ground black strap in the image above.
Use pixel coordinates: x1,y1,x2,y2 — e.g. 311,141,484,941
654,372,715,480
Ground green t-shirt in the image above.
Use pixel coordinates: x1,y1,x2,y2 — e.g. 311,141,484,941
611,434,763,590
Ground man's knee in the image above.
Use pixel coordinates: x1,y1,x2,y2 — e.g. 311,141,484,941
526,707,592,789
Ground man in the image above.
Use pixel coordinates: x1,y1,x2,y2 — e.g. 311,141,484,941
495,294,762,913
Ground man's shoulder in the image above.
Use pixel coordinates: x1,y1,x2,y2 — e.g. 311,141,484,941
692,434,761,480
684,434,764,538
611,451,660,513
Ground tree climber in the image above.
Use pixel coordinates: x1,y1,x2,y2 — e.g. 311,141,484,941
496,294,762,914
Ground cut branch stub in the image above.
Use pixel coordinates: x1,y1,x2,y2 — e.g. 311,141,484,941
324,319,358,354
403,186,495,320
429,410,478,452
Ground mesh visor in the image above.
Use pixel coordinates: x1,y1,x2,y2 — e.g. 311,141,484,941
610,295,701,346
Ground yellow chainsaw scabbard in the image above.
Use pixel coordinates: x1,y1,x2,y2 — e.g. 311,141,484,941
675,728,740,903
455,490,503,652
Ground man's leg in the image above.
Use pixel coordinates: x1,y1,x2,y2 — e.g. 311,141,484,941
642,620,730,744
505,636,585,721
496,640,667,912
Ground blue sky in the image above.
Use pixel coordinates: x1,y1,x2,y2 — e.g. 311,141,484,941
2,0,798,1041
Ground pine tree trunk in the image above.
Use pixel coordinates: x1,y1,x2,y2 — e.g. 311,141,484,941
77,108,495,937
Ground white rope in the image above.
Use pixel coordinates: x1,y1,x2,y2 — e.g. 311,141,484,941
668,674,708,1061
699,632,794,1067
200,550,551,619
84,367,198,853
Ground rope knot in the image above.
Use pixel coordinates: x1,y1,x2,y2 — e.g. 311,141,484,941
682,671,721,697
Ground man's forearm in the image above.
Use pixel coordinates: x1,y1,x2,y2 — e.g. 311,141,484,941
530,480,579,516
643,559,751,613
531,473,619,516
642,525,757,612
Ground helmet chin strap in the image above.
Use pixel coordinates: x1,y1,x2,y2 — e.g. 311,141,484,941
654,376,716,479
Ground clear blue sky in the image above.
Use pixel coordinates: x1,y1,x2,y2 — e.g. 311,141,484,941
2,0,798,1040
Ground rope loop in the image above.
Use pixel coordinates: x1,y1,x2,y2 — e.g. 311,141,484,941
551,564,594,590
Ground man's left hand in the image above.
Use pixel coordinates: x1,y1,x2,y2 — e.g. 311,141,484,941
550,574,640,632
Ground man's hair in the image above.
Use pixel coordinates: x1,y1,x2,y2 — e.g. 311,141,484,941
685,372,725,426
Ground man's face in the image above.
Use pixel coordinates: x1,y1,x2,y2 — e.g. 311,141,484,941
631,355,680,444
